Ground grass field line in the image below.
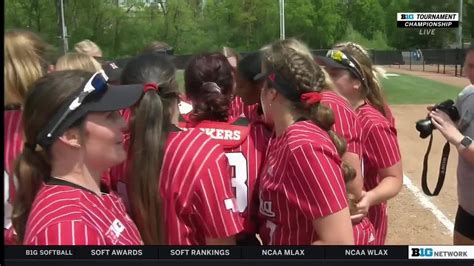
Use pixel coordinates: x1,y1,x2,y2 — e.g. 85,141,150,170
403,174,454,235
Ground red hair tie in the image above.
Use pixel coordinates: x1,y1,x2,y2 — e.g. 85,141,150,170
143,83,159,93
268,73,276,82
300,92,322,105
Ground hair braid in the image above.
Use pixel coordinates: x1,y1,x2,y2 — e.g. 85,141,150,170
264,39,356,186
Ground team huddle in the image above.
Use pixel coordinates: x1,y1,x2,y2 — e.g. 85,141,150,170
4,30,403,246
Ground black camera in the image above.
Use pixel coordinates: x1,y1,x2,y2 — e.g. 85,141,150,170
415,99,460,139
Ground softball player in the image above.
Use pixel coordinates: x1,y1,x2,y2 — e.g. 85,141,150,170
14,70,144,245
110,53,244,245
4,30,51,245
256,39,354,245
182,53,271,244
4,108,22,245
318,42,403,245
321,90,375,245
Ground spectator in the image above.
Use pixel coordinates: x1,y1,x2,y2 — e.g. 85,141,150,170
428,47,474,245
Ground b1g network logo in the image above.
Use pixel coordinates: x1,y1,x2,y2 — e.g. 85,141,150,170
397,12,459,35
408,246,474,260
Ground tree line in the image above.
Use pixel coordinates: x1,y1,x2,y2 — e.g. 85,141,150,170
5,0,474,59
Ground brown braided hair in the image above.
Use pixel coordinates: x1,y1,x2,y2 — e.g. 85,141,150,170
262,38,356,184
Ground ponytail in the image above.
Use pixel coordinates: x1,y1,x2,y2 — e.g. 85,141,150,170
12,145,51,243
11,70,93,243
191,82,230,122
120,52,180,245
364,73,387,117
333,42,389,117
128,88,168,245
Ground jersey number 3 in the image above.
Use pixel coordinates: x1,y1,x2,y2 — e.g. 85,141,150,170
224,152,248,213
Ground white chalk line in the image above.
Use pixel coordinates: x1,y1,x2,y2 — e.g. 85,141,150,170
403,174,454,235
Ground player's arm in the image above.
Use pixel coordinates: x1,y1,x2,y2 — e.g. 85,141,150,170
193,144,244,245
311,207,353,245
288,144,354,245
364,161,403,206
358,124,403,212
29,221,106,245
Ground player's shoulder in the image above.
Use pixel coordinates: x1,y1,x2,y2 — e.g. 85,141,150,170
4,109,22,125
248,120,272,142
321,91,349,106
32,184,94,212
28,185,93,229
4,108,22,117
286,121,333,150
321,91,352,109
168,128,225,156
249,119,271,133
357,104,391,127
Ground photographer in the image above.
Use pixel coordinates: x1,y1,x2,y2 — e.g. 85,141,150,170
428,47,474,245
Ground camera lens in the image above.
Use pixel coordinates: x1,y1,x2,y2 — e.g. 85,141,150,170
416,119,434,139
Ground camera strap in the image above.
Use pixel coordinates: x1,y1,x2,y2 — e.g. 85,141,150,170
421,134,450,196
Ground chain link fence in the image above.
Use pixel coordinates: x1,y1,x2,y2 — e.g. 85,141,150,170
171,48,469,77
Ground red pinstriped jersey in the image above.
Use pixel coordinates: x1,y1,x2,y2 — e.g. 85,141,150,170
230,96,263,123
109,128,244,245
321,91,362,157
178,95,247,123
23,179,143,245
321,91,369,244
119,108,132,125
384,104,396,127
356,103,401,245
257,121,348,245
353,217,376,245
160,129,244,244
243,104,262,123
183,118,270,235
229,96,246,119
4,109,23,245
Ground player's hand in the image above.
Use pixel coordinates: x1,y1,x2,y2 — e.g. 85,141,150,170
350,213,365,223
429,110,463,145
353,190,372,218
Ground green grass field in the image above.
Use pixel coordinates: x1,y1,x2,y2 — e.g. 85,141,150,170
175,70,462,105
381,74,462,105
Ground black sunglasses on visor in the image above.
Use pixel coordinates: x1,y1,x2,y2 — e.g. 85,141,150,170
316,49,365,82
36,71,144,148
